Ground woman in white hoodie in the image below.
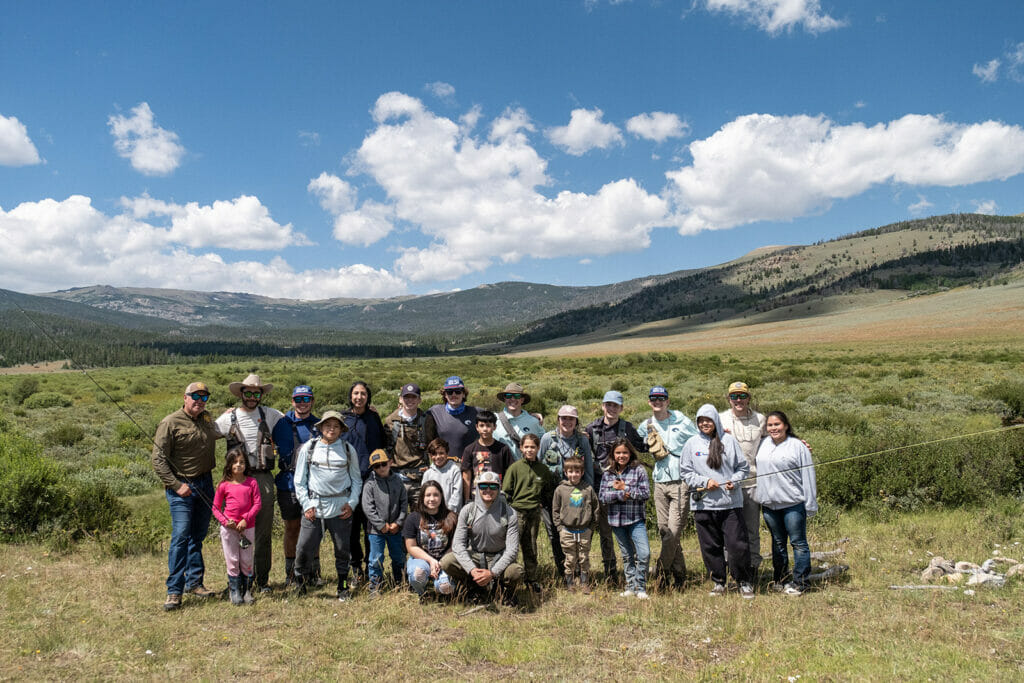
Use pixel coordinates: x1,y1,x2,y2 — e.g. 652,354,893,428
754,411,817,596
681,404,754,598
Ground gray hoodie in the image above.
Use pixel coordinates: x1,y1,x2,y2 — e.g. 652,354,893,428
680,404,749,511
361,470,408,534
453,492,520,575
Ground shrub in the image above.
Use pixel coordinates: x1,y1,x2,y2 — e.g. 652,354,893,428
43,423,86,447
22,392,72,409
861,388,909,408
539,385,569,404
10,376,40,405
610,379,629,393
981,381,1024,423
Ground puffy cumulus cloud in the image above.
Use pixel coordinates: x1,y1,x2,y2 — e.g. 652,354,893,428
973,59,1001,83
308,172,357,214
626,111,689,142
547,108,624,156
108,102,185,176
341,93,666,282
0,114,42,166
0,195,405,299
307,172,394,247
704,0,844,34
426,81,456,100
666,113,1024,233
120,194,309,249
973,199,998,215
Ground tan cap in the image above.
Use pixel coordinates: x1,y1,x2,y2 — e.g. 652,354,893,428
184,381,209,394
727,381,750,395
368,449,390,467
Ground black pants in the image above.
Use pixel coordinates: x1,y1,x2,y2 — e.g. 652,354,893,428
348,505,370,576
694,508,752,586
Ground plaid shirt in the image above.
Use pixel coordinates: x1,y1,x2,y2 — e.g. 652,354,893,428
598,462,650,527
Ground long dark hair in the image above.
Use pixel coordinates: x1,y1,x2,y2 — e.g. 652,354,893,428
698,416,725,470
222,449,250,482
418,480,457,536
766,410,798,441
608,437,639,473
348,381,372,408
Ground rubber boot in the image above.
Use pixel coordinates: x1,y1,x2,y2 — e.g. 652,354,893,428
284,557,295,587
580,571,591,595
242,574,255,605
228,575,243,606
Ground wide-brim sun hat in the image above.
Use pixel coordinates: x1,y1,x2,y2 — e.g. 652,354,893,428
229,373,274,398
496,382,531,405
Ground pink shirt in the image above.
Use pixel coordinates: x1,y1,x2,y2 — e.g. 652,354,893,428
212,477,262,527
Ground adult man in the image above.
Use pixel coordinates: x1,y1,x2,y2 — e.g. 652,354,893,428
424,375,479,456
215,373,284,593
384,383,429,509
718,381,767,573
492,382,544,461
585,390,644,582
636,385,698,588
440,471,524,603
342,380,387,584
271,385,320,586
151,381,222,611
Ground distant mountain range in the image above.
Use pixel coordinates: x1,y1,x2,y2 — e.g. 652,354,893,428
1,213,1022,366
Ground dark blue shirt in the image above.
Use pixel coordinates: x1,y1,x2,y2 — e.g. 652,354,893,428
271,410,319,492
343,409,387,480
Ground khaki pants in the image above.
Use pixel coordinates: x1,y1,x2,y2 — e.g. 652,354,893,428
559,528,593,576
439,551,524,594
653,480,687,580
251,471,276,587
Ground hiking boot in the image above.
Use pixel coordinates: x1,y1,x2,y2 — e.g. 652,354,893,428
228,576,243,606
580,571,592,595
163,593,182,611
709,583,726,597
185,584,216,598
740,583,755,600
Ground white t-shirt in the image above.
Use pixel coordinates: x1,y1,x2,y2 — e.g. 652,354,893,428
215,406,284,465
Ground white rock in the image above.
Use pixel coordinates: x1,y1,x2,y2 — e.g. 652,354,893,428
963,589,976,596
921,567,945,581
945,573,966,584
1005,564,1024,579
955,561,981,573
966,572,1006,587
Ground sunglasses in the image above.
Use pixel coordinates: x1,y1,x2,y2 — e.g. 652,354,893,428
372,462,389,469
293,396,313,403
478,483,500,491
729,393,750,400
649,396,667,402
242,391,262,399
503,393,524,400
444,389,464,395
188,392,210,402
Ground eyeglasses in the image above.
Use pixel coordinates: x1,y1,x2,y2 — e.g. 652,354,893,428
242,391,262,399
504,393,523,400
444,389,463,396
478,483,499,491
293,396,313,403
188,393,210,402
729,393,750,401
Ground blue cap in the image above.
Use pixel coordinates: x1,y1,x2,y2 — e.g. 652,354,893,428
602,390,624,405
649,386,668,399
292,385,314,398
443,376,466,391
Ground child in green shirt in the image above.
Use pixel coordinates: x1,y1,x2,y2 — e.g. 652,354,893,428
502,433,555,593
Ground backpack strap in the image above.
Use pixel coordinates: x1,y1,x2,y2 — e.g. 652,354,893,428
497,411,521,447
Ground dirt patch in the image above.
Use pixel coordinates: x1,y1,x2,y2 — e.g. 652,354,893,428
0,360,70,375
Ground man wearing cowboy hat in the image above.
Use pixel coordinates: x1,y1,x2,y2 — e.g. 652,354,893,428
215,373,285,593
492,382,544,462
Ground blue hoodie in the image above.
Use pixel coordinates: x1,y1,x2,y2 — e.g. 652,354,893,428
680,404,749,511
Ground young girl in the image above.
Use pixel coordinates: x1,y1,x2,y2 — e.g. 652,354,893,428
420,438,463,513
212,450,262,606
403,480,457,598
754,411,817,596
598,438,651,599
680,404,754,599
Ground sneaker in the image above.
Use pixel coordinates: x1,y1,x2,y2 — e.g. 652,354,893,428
619,589,635,598
635,590,650,600
740,583,755,599
259,584,272,595
337,589,350,602
163,593,182,611
784,584,805,596
709,583,726,596
185,584,216,598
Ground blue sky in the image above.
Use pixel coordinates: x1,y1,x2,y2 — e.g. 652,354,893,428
1,1,1022,299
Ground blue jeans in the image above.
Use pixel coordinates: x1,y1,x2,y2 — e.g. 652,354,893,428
405,558,452,595
611,521,651,592
165,474,214,594
762,503,811,588
368,532,406,587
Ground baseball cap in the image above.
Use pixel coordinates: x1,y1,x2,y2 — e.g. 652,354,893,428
292,385,314,398
602,390,624,405
184,381,209,395
728,381,750,394
649,386,669,399
557,405,579,419
443,376,466,391
477,471,500,486
369,449,389,467
400,383,421,397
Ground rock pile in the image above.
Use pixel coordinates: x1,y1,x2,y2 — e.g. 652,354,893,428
920,555,1023,587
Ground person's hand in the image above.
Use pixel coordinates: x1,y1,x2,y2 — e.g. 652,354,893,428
304,508,317,521
388,522,400,534
339,503,353,520
706,479,720,491
612,479,625,491
236,518,247,531
429,559,441,579
622,490,631,500
175,483,191,496
470,568,493,586
801,439,813,454
724,481,734,491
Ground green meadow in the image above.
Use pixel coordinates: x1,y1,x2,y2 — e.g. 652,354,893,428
1,340,1023,680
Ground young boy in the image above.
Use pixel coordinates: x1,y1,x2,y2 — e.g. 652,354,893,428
361,449,409,593
551,456,600,593
460,410,514,502
501,433,555,593
421,438,463,513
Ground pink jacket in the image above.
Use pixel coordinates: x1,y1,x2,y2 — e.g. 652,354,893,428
212,477,262,527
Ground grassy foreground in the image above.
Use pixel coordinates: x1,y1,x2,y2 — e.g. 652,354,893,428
1,502,1022,681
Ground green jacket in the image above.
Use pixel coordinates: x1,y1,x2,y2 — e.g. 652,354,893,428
151,408,221,489
502,458,555,511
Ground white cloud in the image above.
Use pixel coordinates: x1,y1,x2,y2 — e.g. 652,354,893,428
119,193,309,249
547,108,624,156
854,100,867,109
626,111,689,142
346,93,667,282
298,130,321,146
307,172,394,247
972,199,998,215
426,81,456,100
0,114,42,166
907,195,933,216
666,113,1024,233
1009,42,1024,82
973,59,1001,83
108,102,185,176
703,0,844,34
0,195,403,299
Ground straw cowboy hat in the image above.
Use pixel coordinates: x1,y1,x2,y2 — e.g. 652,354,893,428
229,373,274,398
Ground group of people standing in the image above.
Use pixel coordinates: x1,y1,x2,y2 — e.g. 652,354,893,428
150,373,817,611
